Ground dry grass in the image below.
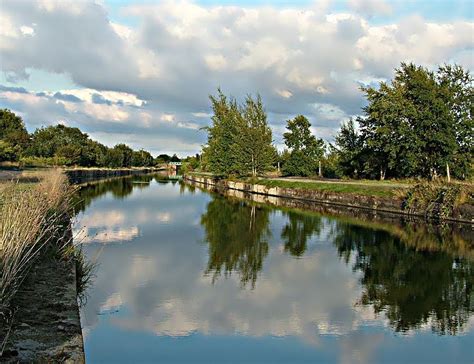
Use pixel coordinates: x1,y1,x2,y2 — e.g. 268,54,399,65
0,169,74,314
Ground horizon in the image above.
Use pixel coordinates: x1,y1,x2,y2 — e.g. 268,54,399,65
0,0,473,157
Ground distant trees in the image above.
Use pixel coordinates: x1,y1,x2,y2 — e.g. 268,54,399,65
204,90,276,177
282,115,325,177
0,110,158,168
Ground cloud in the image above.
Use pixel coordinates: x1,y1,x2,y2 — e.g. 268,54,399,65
348,0,392,17
0,0,472,154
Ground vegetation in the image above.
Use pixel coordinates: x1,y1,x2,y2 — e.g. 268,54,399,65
333,63,473,180
203,89,276,177
0,170,72,314
0,110,156,168
199,63,472,182
197,188,473,334
256,178,401,197
281,115,325,177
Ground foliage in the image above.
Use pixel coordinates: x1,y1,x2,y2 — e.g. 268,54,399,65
0,170,72,315
332,222,473,335
200,195,270,288
403,182,472,219
333,118,363,178
354,62,473,180
0,109,30,161
205,89,275,177
282,115,325,177
0,113,158,168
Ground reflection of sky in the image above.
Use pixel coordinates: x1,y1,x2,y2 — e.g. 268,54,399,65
78,180,474,363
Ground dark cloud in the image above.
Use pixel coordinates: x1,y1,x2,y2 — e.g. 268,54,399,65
53,91,82,103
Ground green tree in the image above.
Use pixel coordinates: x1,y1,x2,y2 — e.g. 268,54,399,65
132,149,154,167
113,144,133,167
205,89,240,177
358,62,472,180
232,95,275,177
205,90,275,177
437,64,474,179
282,115,325,176
0,109,30,161
333,118,363,178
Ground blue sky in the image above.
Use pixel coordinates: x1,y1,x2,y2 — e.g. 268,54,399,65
1,0,473,155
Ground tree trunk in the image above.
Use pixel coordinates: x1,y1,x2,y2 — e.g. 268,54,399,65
446,162,451,183
380,167,385,181
318,160,322,177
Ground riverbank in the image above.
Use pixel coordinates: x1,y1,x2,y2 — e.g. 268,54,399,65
184,174,474,223
0,171,86,362
64,167,164,184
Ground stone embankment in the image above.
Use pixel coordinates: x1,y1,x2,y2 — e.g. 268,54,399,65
65,167,162,184
184,175,473,223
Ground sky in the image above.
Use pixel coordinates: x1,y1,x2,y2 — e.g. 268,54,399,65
0,0,473,156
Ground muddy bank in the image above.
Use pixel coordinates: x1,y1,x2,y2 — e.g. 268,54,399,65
0,224,84,363
184,175,473,224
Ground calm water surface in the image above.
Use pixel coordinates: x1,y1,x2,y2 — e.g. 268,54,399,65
75,175,474,363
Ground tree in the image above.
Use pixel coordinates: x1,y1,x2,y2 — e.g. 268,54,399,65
357,62,472,180
0,109,30,161
205,89,240,177
112,144,133,167
334,118,363,178
170,153,181,162
156,154,171,164
205,89,275,177
232,95,275,177
132,149,154,167
437,64,474,179
282,115,325,176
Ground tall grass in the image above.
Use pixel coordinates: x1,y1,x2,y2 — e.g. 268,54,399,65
0,170,73,315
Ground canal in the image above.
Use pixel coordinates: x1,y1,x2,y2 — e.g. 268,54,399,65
75,174,473,363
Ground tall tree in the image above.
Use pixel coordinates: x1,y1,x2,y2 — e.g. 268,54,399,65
205,90,275,177
233,95,275,177
334,118,363,178
282,115,325,177
205,89,239,177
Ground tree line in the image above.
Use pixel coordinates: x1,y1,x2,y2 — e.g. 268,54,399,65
0,110,182,168
203,63,473,180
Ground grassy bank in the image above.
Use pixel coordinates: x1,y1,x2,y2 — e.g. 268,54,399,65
256,178,402,198
186,173,474,221
0,169,92,361
0,170,72,314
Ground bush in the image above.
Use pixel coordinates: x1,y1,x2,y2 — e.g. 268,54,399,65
19,155,69,167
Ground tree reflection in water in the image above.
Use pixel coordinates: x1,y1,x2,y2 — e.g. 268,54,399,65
201,196,270,288
331,222,473,335
281,211,322,257
200,193,473,335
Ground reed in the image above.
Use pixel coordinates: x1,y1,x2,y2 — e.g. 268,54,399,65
0,169,73,315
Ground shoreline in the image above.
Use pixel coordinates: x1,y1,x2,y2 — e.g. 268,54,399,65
184,175,474,224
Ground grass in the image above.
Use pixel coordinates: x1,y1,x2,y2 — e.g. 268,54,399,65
252,178,402,198
0,170,73,316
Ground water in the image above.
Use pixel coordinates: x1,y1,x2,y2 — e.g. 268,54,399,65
75,174,474,363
